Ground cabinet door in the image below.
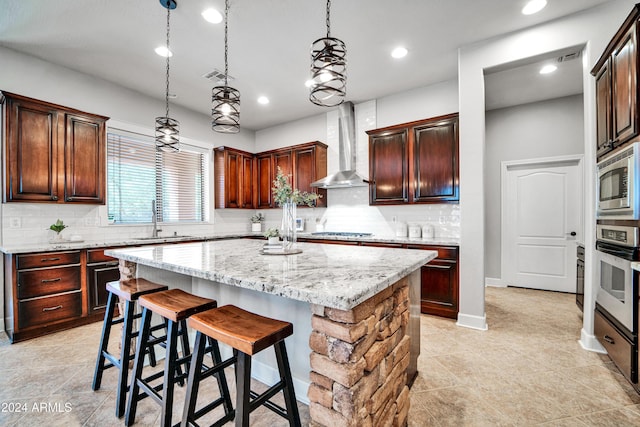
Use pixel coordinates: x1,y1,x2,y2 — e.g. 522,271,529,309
413,117,459,202
369,129,408,204
87,262,120,313
5,98,59,202
64,113,106,203
256,154,273,208
419,259,458,319
595,61,613,158
225,151,242,208
612,25,638,145
240,155,254,208
274,149,293,180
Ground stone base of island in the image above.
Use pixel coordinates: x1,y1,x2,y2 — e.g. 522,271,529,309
106,239,436,427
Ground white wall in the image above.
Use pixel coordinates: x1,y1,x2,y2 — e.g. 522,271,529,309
458,0,635,341
253,80,461,239
485,95,585,280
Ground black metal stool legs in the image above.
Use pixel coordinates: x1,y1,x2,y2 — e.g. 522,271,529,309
116,299,136,417
181,332,235,427
92,290,117,392
235,350,252,427
274,341,301,427
125,306,153,427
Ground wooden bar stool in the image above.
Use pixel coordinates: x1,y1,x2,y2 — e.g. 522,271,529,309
92,278,169,418
125,288,231,427
182,305,301,427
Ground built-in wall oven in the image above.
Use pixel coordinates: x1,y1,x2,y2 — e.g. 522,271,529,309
595,224,639,333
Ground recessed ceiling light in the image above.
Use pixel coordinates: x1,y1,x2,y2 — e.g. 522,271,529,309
522,0,547,15
257,96,270,105
539,64,557,74
391,47,408,59
155,46,172,57
202,8,223,24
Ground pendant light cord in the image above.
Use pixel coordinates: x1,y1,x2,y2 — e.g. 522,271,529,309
326,0,331,38
224,0,229,87
164,5,171,118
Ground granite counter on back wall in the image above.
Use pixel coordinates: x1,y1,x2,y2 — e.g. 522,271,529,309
106,239,436,426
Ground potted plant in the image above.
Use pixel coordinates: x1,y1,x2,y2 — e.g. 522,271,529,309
48,219,68,242
250,212,265,232
264,227,280,245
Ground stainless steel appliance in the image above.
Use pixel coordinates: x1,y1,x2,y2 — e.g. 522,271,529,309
576,244,584,311
595,224,639,332
597,141,640,219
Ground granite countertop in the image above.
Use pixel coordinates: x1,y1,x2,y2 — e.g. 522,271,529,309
106,239,437,310
0,230,459,254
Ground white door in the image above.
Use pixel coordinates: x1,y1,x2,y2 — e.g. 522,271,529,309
502,157,583,293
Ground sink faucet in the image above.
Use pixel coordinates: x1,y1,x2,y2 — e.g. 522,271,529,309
152,200,162,238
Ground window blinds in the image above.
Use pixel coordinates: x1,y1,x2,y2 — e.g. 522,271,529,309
107,129,207,224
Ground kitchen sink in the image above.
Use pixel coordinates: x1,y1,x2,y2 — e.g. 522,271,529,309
134,235,195,241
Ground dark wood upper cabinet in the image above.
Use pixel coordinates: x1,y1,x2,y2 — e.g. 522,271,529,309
255,154,273,209
368,129,409,204
592,5,640,159
595,62,613,157
1,91,108,204
215,141,327,209
367,113,459,205
214,147,254,209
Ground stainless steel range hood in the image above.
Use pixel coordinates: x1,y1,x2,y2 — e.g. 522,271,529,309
311,101,369,188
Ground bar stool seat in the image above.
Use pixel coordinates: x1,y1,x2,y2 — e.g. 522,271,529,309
183,305,301,427
92,278,169,418
126,288,231,427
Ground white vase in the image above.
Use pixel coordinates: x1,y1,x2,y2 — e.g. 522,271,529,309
281,201,297,250
251,222,262,232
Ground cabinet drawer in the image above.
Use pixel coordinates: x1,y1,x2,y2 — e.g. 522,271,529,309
406,244,458,260
594,309,635,381
18,291,82,329
17,266,81,299
87,248,116,263
16,251,81,269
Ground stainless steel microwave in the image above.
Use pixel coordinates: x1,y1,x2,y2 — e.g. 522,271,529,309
597,141,640,219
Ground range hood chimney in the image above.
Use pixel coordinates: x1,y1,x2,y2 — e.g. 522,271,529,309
311,101,369,188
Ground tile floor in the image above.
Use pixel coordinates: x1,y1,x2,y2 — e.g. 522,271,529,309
0,286,639,426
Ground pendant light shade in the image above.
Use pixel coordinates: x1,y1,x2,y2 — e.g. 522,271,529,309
309,0,347,107
156,0,180,152
212,0,240,133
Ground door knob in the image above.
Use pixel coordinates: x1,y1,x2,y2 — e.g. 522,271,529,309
566,231,577,236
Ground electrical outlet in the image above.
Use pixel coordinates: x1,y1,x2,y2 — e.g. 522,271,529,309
9,217,21,228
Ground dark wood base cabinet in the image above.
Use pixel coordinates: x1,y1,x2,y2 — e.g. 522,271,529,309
595,304,638,390
300,238,460,319
4,248,118,343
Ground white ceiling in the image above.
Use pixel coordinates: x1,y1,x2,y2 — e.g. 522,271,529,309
0,0,611,131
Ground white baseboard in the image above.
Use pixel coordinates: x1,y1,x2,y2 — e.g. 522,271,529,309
485,277,507,288
579,328,607,354
456,312,488,331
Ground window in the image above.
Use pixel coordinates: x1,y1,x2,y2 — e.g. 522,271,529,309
107,129,208,224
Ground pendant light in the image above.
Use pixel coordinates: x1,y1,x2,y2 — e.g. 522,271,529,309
155,0,180,152
212,0,240,133
309,0,346,107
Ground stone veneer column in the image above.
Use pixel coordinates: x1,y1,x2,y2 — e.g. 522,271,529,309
118,259,137,280
308,276,411,427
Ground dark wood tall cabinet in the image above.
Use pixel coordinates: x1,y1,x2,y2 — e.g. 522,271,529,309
255,154,274,209
367,113,459,205
592,5,640,159
1,91,107,203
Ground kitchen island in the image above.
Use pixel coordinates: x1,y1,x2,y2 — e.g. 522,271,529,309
106,238,436,426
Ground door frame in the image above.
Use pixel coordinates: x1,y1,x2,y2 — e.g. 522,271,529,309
500,154,584,289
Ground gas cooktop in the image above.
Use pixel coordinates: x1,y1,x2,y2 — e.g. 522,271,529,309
311,232,373,237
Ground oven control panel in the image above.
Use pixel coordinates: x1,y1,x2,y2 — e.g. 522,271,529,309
597,224,639,247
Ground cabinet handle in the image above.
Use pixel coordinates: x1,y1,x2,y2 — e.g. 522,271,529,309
51,195,58,201
41,257,61,262
42,305,63,312
41,278,62,283
603,335,615,344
